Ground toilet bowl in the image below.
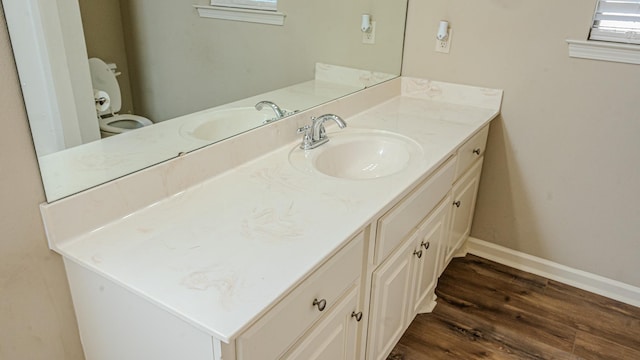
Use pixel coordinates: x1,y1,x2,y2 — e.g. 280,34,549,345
98,114,154,137
89,57,153,137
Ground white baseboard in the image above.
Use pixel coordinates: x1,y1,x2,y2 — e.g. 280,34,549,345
465,237,640,308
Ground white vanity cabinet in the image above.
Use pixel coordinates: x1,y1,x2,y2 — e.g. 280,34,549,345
442,125,489,272
366,158,456,360
365,124,491,360
235,231,365,360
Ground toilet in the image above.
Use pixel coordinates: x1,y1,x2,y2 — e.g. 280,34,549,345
88,57,153,137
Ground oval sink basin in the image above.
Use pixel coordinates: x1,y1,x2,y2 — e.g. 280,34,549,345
289,130,423,180
180,107,283,142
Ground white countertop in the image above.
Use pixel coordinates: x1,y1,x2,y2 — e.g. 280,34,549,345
54,79,501,342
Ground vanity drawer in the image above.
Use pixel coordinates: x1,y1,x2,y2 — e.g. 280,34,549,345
375,156,455,265
454,124,489,179
236,231,365,360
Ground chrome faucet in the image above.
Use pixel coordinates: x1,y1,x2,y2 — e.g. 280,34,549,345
297,114,347,149
255,100,287,121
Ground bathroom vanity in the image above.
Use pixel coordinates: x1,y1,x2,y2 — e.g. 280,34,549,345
40,78,502,360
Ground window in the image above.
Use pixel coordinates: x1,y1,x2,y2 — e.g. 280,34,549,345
590,0,640,44
210,0,277,11
195,0,284,25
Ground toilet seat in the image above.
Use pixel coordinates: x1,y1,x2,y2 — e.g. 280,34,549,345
89,58,123,116
99,114,153,134
89,57,153,136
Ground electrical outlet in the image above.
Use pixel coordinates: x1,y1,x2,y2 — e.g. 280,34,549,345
362,21,376,44
434,29,452,53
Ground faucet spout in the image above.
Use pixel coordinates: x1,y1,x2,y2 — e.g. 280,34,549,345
296,114,347,150
255,100,287,119
311,114,347,142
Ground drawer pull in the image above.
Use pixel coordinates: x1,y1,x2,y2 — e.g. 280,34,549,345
413,250,423,259
453,200,461,208
351,311,363,322
421,241,430,250
473,148,482,155
312,298,327,312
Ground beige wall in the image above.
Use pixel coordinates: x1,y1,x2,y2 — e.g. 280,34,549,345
403,0,640,287
0,6,85,360
120,0,407,122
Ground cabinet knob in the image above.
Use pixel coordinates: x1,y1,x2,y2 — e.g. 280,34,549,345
351,311,363,322
473,148,482,155
421,241,430,250
453,200,461,208
413,250,423,259
312,298,327,312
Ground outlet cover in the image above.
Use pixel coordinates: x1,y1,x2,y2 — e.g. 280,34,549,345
435,29,452,53
362,21,376,44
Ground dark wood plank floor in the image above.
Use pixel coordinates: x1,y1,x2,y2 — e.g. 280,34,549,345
388,255,640,359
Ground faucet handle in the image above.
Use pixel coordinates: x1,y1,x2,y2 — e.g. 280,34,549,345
297,125,314,150
297,124,311,134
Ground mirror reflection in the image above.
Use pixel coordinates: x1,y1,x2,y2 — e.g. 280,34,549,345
8,0,408,201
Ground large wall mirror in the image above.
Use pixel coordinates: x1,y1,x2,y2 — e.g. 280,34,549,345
3,0,408,202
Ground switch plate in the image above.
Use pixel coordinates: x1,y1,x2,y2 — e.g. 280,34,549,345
435,29,452,53
362,21,376,44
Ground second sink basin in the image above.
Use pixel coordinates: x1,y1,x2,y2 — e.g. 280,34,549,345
289,130,423,180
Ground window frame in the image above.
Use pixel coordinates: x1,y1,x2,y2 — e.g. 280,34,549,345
589,0,640,45
566,0,640,64
210,0,277,11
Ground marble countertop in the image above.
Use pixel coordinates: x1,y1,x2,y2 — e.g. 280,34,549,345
54,79,502,342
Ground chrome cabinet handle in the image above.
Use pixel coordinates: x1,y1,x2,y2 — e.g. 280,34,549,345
312,298,327,312
453,200,461,208
413,250,423,259
421,241,430,250
473,148,482,155
351,311,363,322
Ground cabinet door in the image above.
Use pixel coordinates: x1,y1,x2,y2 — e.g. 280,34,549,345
366,238,414,360
411,197,450,315
446,158,483,265
283,287,359,360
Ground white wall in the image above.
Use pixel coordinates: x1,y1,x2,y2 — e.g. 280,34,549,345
0,5,85,359
403,0,640,287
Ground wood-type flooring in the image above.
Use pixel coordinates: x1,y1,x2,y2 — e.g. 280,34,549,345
387,255,640,359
